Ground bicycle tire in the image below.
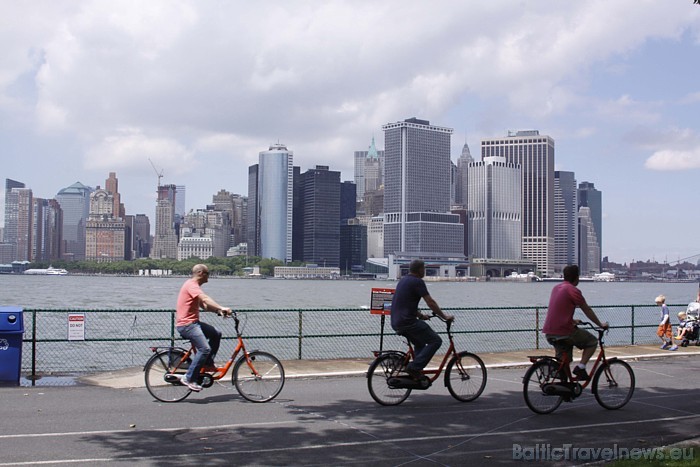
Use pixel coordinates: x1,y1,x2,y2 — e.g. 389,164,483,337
367,353,411,406
523,360,563,414
444,351,487,402
592,359,635,410
144,349,192,403
233,351,285,403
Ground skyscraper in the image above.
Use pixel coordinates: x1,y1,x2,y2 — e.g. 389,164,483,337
248,144,294,262
132,214,151,258
578,181,602,271
554,171,579,273
151,184,178,259
454,141,474,208
354,137,385,203
468,155,521,260
578,206,601,275
2,179,26,261
299,165,341,267
382,118,464,258
481,130,555,275
85,187,125,262
55,182,93,261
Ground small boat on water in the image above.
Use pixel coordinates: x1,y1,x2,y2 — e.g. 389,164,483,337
24,266,69,276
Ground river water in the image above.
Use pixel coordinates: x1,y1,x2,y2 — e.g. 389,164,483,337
1,274,698,310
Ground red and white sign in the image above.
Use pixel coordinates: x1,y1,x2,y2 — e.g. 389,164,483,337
68,314,85,341
370,288,395,315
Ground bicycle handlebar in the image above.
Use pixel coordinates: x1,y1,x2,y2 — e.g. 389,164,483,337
577,321,609,334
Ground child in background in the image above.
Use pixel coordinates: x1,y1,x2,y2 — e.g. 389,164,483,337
655,295,678,351
675,311,690,341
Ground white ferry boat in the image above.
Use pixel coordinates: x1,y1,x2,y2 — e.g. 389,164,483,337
24,266,69,275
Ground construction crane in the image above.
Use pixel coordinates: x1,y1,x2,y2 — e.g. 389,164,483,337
148,158,164,188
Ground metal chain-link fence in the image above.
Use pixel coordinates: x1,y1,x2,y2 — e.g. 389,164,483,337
17,303,676,379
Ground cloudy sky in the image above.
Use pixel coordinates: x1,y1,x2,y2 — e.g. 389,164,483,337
1,1,699,265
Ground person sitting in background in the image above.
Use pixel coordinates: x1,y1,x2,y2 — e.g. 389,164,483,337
675,311,691,341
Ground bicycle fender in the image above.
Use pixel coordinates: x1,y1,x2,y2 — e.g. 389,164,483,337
374,350,407,359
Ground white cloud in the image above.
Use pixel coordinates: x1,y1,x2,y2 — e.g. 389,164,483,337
645,147,700,171
85,128,195,176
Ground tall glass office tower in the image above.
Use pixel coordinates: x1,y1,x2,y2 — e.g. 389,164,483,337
249,143,294,262
578,181,602,269
468,155,521,260
382,118,464,257
481,130,555,276
55,182,93,261
554,171,579,274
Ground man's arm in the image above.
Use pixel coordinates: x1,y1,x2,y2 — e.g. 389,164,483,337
198,293,232,316
580,302,608,329
423,295,454,321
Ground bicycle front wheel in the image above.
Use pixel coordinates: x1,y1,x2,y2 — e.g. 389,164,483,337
367,353,411,406
445,351,487,402
144,349,192,403
523,360,563,414
593,360,635,410
233,351,285,403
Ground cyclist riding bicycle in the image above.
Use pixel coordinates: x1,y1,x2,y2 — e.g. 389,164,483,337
390,259,454,380
176,264,232,392
542,265,608,381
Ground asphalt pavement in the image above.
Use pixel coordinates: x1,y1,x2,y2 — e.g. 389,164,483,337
1,344,698,466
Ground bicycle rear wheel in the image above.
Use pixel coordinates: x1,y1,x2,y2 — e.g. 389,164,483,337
593,360,635,410
144,349,192,403
523,360,563,414
445,351,487,402
367,353,411,406
233,351,285,402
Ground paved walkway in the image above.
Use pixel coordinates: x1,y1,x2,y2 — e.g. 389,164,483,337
80,342,700,389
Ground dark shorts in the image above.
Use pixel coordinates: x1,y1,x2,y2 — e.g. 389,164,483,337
545,328,598,363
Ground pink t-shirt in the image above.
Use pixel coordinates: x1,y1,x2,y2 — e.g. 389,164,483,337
176,278,203,327
542,281,586,336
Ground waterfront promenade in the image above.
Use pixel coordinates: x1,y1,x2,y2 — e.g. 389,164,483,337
2,344,698,466
77,341,700,389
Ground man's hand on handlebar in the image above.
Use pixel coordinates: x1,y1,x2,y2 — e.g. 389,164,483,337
217,307,233,317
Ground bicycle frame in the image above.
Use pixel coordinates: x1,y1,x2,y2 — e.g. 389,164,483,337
377,317,459,382
152,313,257,380
529,323,609,389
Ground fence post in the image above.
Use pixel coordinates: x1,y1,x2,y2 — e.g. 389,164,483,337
298,310,303,360
170,310,175,347
535,307,540,349
31,310,37,386
631,306,635,345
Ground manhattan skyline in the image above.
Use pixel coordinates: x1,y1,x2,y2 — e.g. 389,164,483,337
1,2,699,265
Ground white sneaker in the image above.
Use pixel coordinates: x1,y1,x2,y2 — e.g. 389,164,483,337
180,375,202,392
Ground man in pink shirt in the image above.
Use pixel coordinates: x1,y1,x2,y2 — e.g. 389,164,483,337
176,264,232,392
542,265,608,381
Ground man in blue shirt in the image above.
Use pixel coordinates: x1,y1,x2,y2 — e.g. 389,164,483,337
391,259,454,380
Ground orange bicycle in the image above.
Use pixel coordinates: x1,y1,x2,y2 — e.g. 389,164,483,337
144,311,285,403
523,321,635,414
367,314,487,406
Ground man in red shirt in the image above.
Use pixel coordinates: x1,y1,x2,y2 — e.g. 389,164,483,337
176,264,232,391
542,265,608,381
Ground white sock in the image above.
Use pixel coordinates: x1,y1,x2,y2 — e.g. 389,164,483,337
577,363,586,370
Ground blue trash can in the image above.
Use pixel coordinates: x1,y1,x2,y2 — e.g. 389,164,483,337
0,307,24,386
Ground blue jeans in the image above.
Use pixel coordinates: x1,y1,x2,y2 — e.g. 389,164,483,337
177,321,222,381
396,320,442,371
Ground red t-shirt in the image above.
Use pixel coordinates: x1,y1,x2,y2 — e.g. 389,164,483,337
542,281,586,336
176,278,203,327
